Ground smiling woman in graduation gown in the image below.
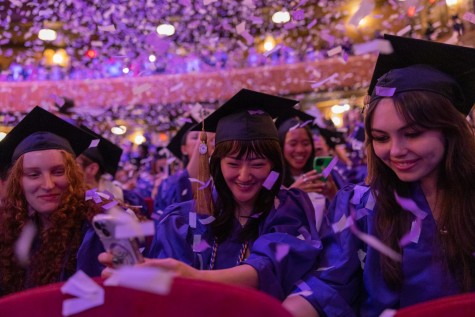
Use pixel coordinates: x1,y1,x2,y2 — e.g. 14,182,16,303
135,89,323,300
284,35,475,317
0,107,107,296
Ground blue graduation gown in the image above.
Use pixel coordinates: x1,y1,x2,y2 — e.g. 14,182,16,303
296,183,466,317
76,221,106,277
153,169,193,214
147,188,322,300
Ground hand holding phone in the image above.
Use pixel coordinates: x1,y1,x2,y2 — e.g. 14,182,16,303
92,211,145,267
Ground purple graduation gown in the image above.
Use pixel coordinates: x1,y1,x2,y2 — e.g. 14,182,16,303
147,188,322,300
295,183,467,317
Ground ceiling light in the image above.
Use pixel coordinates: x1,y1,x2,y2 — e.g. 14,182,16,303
134,134,146,145
446,0,458,6
111,125,127,135
38,28,57,41
263,35,276,51
272,11,291,24
156,24,175,36
52,49,69,67
331,104,351,114
331,116,343,127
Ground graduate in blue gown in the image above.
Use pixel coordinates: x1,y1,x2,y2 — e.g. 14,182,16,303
101,89,322,301
153,118,198,214
0,107,107,296
153,117,215,215
283,35,475,317
275,108,338,233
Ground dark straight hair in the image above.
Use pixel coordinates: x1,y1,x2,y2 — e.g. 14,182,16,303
209,138,284,243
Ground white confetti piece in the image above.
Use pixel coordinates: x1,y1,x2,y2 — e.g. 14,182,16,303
104,266,174,295
235,21,246,34
89,139,100,148
133,83,152,95
307,19,317,29
353,39,393,55
262,171,280,190
275,243,290,262
316,266,335,271
327,46,342,57
98,24,116,32
396,25,412,37
189,212,197,228
199,216,215,225
61,271,105,316
322,156,338,178
14,221,37,267
332,214,353,233
310,73,339,89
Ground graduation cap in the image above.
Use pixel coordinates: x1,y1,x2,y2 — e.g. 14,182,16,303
80,125,123,176
275,107,315,143
318,128,346,148
275,107,314,131
192,89,299,144
368,34,475,115
166,117,197,160
0,106,96,170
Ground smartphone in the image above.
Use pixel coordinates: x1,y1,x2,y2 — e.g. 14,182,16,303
92,213,145,266
313,156,333,178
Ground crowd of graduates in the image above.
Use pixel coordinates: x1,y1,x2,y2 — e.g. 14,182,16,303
1,35,475,317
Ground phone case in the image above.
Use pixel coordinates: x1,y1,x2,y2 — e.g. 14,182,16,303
92,213,144,266
313,156,333,173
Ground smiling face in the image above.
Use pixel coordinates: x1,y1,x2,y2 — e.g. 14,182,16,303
21,149,70,215
283,127,313,175
220,153,272,212
370,98,446,188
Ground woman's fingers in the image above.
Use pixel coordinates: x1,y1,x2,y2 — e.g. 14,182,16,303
98,252,115,267
101,267,115,279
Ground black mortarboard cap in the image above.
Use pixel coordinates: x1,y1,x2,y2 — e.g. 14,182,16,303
80,125,123,176
318,128,346,148
0,106,96,169
368,34,475,115
275,107,315,143
275,107,315,131
166,117,197,160
193,89,299,144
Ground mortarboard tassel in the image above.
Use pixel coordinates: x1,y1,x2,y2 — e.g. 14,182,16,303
193,122,215,216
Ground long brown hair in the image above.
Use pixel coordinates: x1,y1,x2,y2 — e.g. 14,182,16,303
365,91,475,290
0,150,102,295
209,139,283,243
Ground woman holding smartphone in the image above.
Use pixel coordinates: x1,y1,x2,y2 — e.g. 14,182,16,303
100,89,322,301
276,109,338,231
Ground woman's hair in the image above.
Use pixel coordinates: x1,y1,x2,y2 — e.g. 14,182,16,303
365,91,475,291
277,122,315,187
210,139,284,243
0,150,102,295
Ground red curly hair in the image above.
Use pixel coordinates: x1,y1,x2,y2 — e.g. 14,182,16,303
0,150,103,295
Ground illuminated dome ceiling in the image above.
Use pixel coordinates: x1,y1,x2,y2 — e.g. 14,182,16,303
1,0,469,77
0,0,472,142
